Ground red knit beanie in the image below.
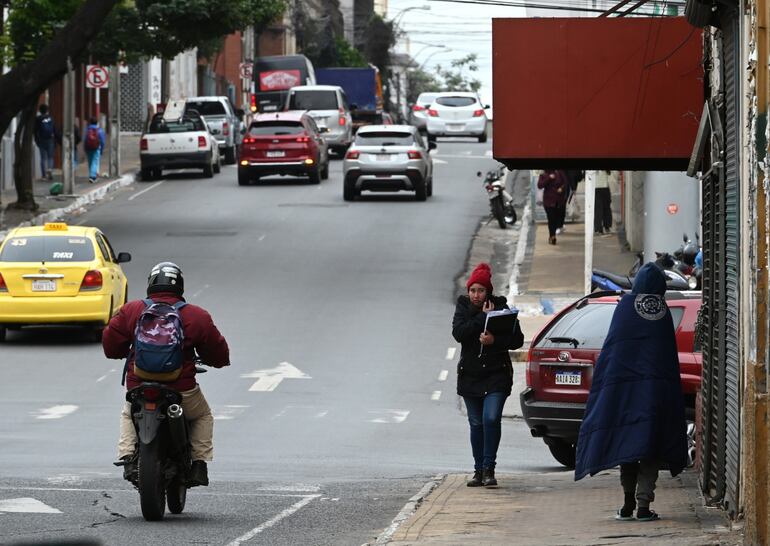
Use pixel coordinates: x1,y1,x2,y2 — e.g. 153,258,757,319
466,263,493,293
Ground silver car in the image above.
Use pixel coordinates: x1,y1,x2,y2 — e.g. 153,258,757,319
409,92,440,132
285,85,353,155
184,96,242,164
426,92,489,143
342,125,436,201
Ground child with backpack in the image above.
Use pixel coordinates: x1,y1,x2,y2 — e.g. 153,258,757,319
83,116,105,183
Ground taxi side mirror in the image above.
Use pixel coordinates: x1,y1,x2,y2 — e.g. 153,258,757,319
116,252,132,264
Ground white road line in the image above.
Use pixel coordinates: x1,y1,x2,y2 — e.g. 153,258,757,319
213,405,250,420
485,150,493,157
431,390,442,401
96,368,117,383
225,494,320,546
258,234,267,242
33,405,78,420
190,283,211,299
0,485,319,497
368,410,410,424
314,410,329,418
127,180,164,201
438,370,448,382
445,347,456,360
432,158,448,165
0,498,62,514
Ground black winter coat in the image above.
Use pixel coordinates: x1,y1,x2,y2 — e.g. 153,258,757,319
452,294,524,397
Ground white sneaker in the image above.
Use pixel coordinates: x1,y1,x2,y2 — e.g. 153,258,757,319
556,228,563,235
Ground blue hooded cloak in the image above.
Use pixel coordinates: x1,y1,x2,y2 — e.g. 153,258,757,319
574,263,688,480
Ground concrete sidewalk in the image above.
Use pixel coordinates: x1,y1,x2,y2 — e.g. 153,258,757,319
0,133,141,235
385,470,740,545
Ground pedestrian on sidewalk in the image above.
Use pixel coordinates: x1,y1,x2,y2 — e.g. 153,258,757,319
34,104,57,180
452,263,524,488
561,169,584,231
537,170,569,245
84,117,105,183
589,170,617,235
574,263,688,522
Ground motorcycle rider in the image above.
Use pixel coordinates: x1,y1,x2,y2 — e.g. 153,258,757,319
102,262,230,486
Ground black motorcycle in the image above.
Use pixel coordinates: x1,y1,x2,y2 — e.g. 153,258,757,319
116,366,207,521
477,166,516,229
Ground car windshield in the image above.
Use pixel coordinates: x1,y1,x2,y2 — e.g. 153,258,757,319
249,122,304,136
184,101,226,116
0,236,95,262
288,90,338,111
355,132,414,147
436,96,477,107
149,117,205,134
535,301,686,349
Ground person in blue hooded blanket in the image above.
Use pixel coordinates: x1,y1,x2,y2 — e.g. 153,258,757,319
574,263,688,522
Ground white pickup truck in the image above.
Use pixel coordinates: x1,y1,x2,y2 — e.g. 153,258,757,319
140,103,221,181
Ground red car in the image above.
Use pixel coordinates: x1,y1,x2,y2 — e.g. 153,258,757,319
520,290,701,468
238,111,329,186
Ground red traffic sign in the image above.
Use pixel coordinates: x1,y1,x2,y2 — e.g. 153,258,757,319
239,62,253,80
86,65,109,89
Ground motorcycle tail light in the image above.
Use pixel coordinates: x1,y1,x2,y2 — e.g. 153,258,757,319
346,150,360,160
79,270,102,291
198,136,207,148
144,402,157,411
408,150,422,160
142,387,161,401
0,273,6,292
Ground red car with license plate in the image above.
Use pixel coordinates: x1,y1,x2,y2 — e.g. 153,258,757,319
238,111,329,186
520,290,701,468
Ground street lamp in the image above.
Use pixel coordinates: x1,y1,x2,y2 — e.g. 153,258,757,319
418,47,451,72
391,5,431,28
413,44,446,61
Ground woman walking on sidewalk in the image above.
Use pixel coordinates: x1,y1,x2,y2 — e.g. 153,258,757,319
537,170,569,245
452,263,524,488
574,263,688,521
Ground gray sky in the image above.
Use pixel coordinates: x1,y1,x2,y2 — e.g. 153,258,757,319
388,0,526,106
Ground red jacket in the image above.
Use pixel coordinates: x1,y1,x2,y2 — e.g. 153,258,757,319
537,170,569,208
102,292,230,391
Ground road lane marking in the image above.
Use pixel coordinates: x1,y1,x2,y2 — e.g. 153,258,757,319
445,347,456,360
0,485,317,497
127,180,164,201
225,494,320,546
258,234,267,242
431,391,442,401
33,405,78,420
213,405,250,420
314,410,328,418
433,158,448,165
368,410,410,424
96,369,117,383
0,498,62,514
485,150,493,157
190,283,211,299
242,362,311,392
438,370,448,382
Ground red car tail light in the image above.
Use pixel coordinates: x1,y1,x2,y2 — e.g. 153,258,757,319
339,108,346,126
79,270,103,291
223,121,229,136
408,150,422,160
346,150,360,160
0,273,7,292
412,104,425,112
140,138,148,151
242,136,257,144
142,387,160,401
473,109,485,117
250,94,257,113
198,136,207,148
428,109,439,117
296,136,310,143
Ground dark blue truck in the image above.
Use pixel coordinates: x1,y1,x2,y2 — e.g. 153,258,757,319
315,67,384,132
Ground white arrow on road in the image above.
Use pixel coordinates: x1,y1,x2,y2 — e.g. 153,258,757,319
0,498,62,514
241,362,311,392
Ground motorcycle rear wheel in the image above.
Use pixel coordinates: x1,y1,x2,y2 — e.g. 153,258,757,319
491,197,507,229
166,475,187,514
138,440,166,521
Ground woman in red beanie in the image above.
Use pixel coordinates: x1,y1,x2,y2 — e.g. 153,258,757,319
452,263,524,487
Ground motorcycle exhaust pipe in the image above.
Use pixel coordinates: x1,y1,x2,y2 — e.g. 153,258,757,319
166,404,187,450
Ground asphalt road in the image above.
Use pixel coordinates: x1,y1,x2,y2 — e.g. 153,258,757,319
0,139,553,546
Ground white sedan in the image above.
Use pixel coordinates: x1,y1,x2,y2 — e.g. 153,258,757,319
426,92,489,143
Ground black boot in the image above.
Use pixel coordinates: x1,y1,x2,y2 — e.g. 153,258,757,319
481,468,497,487
188,460,209,487
616,493,636,520
467,471,483,487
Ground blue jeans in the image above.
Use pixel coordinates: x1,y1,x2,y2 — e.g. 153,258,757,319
38,139,54,177
463,392,508,471
86,149,101,179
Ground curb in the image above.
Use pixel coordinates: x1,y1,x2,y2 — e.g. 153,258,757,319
0,171,137,239
372,475,445,545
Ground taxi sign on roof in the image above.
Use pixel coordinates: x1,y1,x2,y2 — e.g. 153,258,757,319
43,222,68,231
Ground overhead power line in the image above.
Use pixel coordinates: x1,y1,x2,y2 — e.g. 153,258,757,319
427,0,678,15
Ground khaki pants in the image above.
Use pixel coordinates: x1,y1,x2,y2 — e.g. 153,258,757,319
118,385,214,462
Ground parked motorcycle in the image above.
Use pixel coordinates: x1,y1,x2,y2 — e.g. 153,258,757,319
115,364,208,521
477,166,517,229
592,252,691,292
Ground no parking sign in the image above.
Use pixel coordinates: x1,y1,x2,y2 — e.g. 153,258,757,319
85,65,109,89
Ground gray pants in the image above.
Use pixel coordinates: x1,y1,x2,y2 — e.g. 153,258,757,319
620,460,659,509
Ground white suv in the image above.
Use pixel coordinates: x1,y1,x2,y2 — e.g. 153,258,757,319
426,92,489,143
285,85,353,155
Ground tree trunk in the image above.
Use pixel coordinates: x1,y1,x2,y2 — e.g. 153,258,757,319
11,103,37,211
0,0,119,137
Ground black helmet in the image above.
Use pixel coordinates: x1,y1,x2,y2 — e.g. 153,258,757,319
147,262,184,296
682,242,699,266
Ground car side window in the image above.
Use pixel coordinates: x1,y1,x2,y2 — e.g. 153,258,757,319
340,91,350,111
95,234,113,262
307,117,319,134
415,132,426,148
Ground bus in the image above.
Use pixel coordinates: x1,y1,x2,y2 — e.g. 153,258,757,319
251,55,316,113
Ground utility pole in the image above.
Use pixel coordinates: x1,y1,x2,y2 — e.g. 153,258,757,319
62,58,75,194
108,65,120,177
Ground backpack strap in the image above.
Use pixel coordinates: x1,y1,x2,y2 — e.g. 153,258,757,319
173,301,187,310
121,299,155,385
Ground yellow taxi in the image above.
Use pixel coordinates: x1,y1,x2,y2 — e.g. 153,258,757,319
0,222,131,341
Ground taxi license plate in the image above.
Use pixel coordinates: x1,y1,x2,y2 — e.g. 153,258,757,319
32,280,56,292
266,151,285,158
555,371,581,385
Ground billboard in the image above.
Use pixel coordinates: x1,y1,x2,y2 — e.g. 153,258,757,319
492,18,703,170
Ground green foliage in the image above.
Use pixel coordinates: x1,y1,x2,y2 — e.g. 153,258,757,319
435,53,481,93
5,0,82,65
363,15,394,75
407,68,440,104
335,37,367,68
